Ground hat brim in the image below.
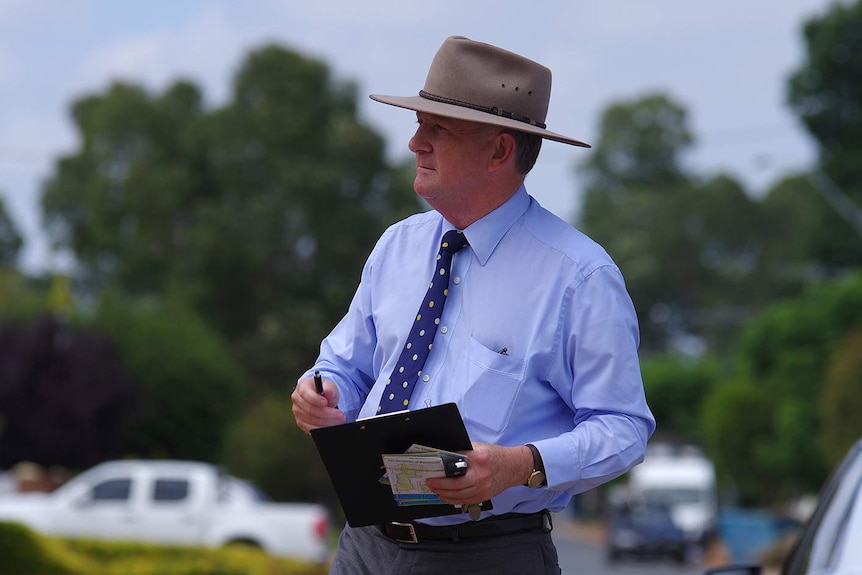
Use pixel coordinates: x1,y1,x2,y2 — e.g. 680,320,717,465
370,94,591,148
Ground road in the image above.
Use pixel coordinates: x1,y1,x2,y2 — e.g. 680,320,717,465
552,515,704,575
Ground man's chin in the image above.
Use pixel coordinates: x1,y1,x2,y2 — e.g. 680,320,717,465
412,183,438,205
412,176,433,197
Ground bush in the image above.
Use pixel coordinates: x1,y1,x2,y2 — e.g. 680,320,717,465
94,295,245,462
221,393,338,509
0,522,73,574
640,354,719,443
60,539,328,575
0,523,328,575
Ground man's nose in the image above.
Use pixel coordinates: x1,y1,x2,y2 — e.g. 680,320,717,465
408,125,429,153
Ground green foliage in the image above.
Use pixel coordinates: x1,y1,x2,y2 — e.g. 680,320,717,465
640,355,719,443
0,195,23,268
578,92,693,192
703,273,862,504
0,522,72,574
93,294,244,462
0,524,327,575
59,539,327,575
820,327,862,466
759,174,832,293
221,393,338,510
787,0,862,268
738,272,862,386
577,93,776,353
788,0,862,157
701,381,776,506
0,315,134,469
0,269,50,322
41,44,412,399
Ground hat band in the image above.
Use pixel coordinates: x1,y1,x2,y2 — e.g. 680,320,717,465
419,90,547,129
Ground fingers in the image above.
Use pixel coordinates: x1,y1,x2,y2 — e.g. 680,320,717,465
426,476,484,505
425,442,520,504
291,377,344,433
426,459,494,504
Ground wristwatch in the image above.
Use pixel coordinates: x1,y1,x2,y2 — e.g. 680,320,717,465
525,443,546,488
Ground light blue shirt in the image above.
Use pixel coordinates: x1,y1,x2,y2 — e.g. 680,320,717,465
310,186,655,523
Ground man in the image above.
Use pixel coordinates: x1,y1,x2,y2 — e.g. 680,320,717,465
292,36,655,574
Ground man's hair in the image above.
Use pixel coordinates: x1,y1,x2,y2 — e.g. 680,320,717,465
508,130,542,175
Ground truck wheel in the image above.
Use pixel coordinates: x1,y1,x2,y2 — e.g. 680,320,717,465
225,538,262,551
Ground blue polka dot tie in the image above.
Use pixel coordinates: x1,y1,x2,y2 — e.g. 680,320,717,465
377,229,469,415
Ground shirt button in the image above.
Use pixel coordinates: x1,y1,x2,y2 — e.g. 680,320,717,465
440,326,448,334
453,277,461,285
422,375,430,382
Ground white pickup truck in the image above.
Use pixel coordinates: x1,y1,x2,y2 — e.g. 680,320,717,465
0,460,330,563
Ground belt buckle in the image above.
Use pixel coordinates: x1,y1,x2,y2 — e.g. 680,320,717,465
390,521,419,543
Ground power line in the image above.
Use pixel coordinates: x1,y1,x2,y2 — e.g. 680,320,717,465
807,172,862,238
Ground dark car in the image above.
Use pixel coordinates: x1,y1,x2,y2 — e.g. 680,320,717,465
607,502,687,563
704,437,862,575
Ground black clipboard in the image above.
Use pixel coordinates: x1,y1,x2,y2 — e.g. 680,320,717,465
310,402,493,527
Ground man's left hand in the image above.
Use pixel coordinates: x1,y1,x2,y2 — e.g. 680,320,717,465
425,442,533,505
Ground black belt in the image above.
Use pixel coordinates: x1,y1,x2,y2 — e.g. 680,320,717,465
381,510,552,543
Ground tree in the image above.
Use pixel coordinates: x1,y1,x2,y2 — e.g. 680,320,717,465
787,0,862,268
703,273,862,505
0,270,49,323
221,393,337,509
701,379,776,506
640,356,719,445
759,173,832,293
0,315,135,469
0,196,22,268
576,94,769,353
820,327,862,467
578,93,693,195
93,294,244,462
41,44,418,396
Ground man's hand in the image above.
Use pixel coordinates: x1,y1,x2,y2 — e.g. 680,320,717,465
425,442,533,505
291,375,345,434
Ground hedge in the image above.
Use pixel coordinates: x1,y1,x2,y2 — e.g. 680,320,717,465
0,522,328,575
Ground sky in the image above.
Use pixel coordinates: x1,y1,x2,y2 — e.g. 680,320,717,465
0,0,832,273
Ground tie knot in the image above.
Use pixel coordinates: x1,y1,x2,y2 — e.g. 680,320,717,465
440,230,468,254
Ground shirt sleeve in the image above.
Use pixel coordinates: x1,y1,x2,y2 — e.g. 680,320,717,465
308,238,385,422
538,264,656,494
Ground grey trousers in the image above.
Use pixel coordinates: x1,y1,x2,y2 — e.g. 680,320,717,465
328,523,562,575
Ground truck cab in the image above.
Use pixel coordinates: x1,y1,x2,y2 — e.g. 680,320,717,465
627,444,718,557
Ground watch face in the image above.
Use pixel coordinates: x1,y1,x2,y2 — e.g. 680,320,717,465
527,470,546,488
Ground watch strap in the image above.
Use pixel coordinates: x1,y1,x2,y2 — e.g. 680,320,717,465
525,443,546,487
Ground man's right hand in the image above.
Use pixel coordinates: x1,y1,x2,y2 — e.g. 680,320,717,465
291,375,345,434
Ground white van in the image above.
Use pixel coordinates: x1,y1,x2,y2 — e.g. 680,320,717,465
628,444,718,554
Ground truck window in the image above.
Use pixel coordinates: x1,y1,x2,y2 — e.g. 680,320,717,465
91,478,131,501
152,479,190,502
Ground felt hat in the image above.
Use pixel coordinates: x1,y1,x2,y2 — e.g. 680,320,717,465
370,36,589,147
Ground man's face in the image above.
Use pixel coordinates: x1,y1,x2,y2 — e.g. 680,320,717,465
408,112,499,206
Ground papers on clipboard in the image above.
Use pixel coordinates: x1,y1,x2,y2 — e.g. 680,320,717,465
379,444,468,506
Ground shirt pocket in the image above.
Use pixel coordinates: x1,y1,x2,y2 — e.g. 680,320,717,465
460,336,527,434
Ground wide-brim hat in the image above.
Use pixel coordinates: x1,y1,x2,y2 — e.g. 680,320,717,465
370,36,590,148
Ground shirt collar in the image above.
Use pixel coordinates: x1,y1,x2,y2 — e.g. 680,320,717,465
450,186,530,266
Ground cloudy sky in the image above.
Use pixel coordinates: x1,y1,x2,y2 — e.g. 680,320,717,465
0,0,830,272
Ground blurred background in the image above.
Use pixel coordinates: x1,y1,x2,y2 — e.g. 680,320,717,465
1,0,861,569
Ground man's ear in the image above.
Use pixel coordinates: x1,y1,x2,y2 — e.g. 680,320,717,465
487,131,517,172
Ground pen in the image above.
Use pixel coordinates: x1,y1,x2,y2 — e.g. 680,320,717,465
313,370,324,395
